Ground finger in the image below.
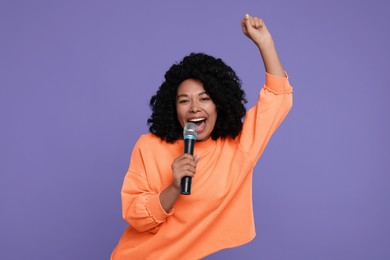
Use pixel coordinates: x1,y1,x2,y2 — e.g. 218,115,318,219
172,163,195,175
249,16,255,28
175,159,197,171
177,164,196,172
180,153,194,160
243,13,253,29
182,157,197,168
241,16,248,33
241,14,248,25
177,169,195,178
259,18,264,27
174,154,195,164
256,17,265,29
242,13,250,24
254,17,261,29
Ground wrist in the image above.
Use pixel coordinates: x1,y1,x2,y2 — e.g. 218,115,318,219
159,183,181,213
170,183,181,193
255,35,274,51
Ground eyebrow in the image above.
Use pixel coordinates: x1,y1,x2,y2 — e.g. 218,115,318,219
177,92,208,98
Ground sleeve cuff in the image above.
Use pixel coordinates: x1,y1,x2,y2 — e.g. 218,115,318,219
146,193,174,223
265,72,293,94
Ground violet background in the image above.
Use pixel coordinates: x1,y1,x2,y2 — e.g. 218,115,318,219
1,0,389,259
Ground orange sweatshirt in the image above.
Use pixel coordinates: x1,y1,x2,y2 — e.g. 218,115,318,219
111,73,293,260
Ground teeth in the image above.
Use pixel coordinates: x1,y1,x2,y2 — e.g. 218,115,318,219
189,118,205,122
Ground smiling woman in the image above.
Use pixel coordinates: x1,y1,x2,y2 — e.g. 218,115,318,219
176,78,218,142
111,14,293,260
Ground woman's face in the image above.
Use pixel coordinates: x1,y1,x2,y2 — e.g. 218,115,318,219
176,79,217,142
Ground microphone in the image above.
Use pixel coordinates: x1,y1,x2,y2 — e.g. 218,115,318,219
181,122,197,195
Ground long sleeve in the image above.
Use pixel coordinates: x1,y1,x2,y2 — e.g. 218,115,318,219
112,106,293,258
238,72,293,163
121,141,173,233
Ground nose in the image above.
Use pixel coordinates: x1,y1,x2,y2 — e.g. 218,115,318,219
190,100,201,113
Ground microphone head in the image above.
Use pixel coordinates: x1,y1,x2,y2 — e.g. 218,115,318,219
183,122,197,139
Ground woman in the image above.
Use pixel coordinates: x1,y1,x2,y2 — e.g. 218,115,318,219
111,14,293,259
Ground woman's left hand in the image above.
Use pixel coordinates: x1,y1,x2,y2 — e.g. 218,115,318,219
241,14,273,48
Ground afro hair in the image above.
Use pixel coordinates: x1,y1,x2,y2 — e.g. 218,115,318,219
147,53,247,143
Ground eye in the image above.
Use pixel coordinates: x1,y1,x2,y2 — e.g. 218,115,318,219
178,99,189,104
200,97,210,102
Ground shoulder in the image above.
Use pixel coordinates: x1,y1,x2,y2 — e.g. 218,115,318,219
135,133,179,151
132,133,182,163
137,133,161,143
136,133,164,147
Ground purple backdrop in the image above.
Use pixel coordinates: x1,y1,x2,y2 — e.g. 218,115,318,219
1,0,389,259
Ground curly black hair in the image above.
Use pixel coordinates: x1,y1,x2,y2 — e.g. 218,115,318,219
147,53,247,143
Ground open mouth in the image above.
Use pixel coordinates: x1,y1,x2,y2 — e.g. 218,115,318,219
188,118,206,132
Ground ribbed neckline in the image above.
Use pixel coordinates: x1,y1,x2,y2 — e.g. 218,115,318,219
194,137,216,151
174,137,217,154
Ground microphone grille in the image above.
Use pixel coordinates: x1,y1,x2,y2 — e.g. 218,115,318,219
183,122,197,138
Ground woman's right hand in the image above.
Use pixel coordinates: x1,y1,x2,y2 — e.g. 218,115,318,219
171,154,200,190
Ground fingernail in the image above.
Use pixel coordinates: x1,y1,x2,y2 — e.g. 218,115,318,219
245,14,249,19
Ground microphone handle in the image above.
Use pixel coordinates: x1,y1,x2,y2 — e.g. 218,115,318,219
181,138,195,195
180,176,192,195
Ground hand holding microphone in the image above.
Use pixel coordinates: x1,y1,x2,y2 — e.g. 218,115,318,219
171,123,198,195
181,122,198,195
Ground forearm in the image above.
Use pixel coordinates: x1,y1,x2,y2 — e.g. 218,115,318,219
159,184,180,213
241,14,286,78
238,73,292,162
256,38,285,77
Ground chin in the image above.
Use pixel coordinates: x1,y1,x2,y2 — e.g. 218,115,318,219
197,133,211,142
